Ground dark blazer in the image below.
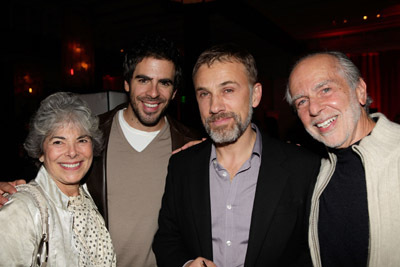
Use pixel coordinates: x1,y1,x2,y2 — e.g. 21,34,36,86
153,132,321,267
84,103,203,226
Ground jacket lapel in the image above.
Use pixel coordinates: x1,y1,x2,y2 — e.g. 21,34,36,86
189,141,214,259
244,134,290,266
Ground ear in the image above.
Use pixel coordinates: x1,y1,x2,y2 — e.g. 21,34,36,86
355,78,367,105
124,81,130,93
251,83,262,108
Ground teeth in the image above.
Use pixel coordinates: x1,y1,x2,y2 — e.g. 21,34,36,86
316,117,336,128
144,103,158,108
61,163,80,168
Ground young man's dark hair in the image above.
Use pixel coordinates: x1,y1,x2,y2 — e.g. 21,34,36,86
123,35,183,92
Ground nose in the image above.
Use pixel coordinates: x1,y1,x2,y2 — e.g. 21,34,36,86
66,143,78,158
308,98,324,117
209,95,225,114
146,82,160,98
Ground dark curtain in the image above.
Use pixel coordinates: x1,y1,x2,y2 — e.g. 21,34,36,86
380,51,400,123
348,51,400,123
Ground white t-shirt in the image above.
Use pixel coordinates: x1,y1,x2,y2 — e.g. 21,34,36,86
118,109,160,152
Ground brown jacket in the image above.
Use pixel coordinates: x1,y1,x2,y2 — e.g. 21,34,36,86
84,103,202,226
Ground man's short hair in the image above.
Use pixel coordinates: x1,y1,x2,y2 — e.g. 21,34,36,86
123,35,183,91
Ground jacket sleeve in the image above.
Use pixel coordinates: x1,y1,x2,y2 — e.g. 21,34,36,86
152,157,192,267
291,154,321,267
0,192,41,266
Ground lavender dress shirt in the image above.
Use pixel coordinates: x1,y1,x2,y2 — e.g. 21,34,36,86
209,124,262,267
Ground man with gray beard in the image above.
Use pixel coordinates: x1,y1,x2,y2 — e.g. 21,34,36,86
152,43,321,267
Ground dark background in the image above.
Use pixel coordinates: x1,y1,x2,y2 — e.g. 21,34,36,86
2,0,400,180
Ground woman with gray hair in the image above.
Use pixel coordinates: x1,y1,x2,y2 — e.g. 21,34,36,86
0,92,116,266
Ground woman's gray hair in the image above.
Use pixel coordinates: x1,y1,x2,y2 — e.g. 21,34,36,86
285,51,372,111
23,92,103,161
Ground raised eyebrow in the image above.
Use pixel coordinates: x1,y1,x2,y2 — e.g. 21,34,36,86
134,74,152,80
50,135,91,140
220,80,238,87
49,136,66,141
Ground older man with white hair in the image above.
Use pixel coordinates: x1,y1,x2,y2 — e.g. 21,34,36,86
286,51,400,267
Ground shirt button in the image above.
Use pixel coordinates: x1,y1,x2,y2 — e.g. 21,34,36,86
226,240,232,246
227,204,232,210
222,172,227,177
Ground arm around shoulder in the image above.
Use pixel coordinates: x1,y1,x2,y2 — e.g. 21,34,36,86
0,180,27,207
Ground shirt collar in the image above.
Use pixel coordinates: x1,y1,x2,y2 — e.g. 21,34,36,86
35,166,71,209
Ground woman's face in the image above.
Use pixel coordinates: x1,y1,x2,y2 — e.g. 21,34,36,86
40,122,93,196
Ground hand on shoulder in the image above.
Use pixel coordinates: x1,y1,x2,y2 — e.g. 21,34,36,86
0,180,27,207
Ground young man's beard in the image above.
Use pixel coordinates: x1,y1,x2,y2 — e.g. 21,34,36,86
130,96,170,127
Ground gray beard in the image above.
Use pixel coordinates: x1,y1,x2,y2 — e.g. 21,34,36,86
205,107,253,144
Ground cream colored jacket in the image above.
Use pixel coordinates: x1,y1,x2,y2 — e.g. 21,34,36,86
0,166,113,266
309,113,400,267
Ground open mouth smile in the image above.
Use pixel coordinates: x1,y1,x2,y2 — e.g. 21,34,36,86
60,162,81,169
144,102,159,108
315,116,337,129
